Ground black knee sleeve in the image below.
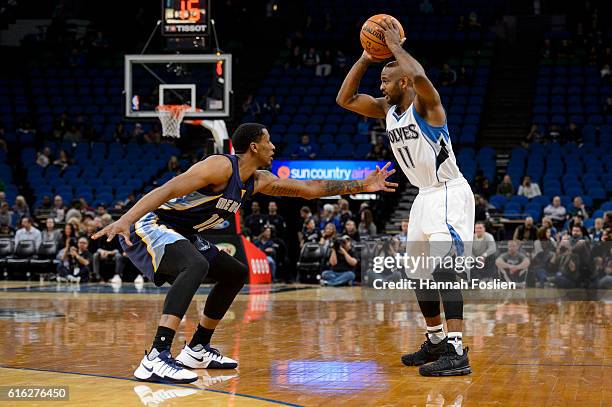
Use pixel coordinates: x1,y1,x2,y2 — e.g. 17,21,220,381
413,279,441,318
203,252,249,320
435,271,464,320
159,241,210,318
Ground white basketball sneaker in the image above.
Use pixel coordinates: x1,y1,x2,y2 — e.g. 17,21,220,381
134,349,199,384
176,344,238,369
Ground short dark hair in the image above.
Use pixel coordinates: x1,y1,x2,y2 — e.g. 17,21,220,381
232,123,266,153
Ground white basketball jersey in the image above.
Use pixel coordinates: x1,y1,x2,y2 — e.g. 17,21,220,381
385,104,463,189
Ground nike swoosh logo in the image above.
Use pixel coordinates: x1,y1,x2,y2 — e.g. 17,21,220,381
188,353,204,362
143,364,154,373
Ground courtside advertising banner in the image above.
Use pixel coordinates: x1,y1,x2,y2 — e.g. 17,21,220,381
271,160,390,181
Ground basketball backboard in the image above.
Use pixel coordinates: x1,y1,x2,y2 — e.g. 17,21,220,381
124,54,231,119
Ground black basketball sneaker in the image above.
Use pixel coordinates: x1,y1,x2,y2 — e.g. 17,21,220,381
401,335,449,366
418,343,472,376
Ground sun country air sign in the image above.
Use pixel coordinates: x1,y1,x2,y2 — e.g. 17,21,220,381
271,161,390,181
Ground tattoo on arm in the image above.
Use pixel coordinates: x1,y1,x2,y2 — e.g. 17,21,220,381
267,183,305,197
316,180,365,196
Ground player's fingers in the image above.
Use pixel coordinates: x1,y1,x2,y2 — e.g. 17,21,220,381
386,168,397,176
386,182,399,188
375,165,381,172
381,162,392,172
384,187,396,192
91,230,103,240
122,231,133,247
106,231,116,243
400,37,406,45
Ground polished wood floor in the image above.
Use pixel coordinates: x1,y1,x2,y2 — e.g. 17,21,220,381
0,281,610,406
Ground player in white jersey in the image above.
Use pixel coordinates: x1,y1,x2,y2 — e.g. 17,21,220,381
337,17,473,376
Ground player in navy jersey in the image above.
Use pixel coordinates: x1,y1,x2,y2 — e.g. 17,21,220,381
92,123,397,384
337,17,473,376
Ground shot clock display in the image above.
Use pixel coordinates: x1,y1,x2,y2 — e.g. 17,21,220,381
162,0,209,36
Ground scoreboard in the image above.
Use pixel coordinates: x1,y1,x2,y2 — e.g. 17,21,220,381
162,0,209,36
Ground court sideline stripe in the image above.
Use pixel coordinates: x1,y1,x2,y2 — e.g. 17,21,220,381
500,363,612,367
0,365,304,407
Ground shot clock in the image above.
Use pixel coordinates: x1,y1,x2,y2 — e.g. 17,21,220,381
162,0,210,36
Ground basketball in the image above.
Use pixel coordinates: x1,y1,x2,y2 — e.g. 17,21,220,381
360,14,405,60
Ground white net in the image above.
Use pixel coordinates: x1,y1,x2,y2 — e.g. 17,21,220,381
156,105,191,138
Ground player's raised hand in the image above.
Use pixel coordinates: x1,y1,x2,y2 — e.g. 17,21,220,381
360,50,382,63
379,17,406,48
91,217,133,246
364,162,398,193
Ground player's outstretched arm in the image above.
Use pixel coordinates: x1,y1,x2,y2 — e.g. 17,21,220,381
254,162,398,199
336,51,389,118
379,17,445,126
92,155,232,244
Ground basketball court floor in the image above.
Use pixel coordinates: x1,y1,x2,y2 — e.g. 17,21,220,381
0,281,610,406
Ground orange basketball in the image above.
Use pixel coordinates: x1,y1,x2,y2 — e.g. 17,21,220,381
360,14,405,60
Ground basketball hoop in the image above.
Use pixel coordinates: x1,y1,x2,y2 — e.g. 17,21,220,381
156,105,192,138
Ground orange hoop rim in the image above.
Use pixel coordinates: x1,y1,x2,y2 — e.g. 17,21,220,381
156,104,193,116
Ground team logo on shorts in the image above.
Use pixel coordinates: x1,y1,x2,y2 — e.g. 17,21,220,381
215,243,236,256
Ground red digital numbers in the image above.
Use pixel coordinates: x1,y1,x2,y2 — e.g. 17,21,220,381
180,0,200,21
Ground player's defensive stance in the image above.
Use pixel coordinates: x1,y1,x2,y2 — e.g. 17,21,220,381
93,123,397,384
337,18,474,376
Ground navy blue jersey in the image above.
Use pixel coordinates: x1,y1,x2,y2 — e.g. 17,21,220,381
153,154,255,236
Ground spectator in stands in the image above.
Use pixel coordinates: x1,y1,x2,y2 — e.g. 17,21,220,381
564,122,583,144
316,50,333,77
0,191,5,204
495,240,530,284
523,124,544,147
65,200,83,223
546,124,562,143
291,134,318,159
114,122,130,144
58,236,92,283
596,258,612,289
468,11,481,29
335,199,353,230
513,216,537,241
41,218,61,246
517,175,542,199
531,226,557,287
37,196,52,213
570,225,588,244
590,218,604,241
254,226,277,281
334,50,347,71
12,195,30,220
474,176,492,199
497,175,514,198
543,196,566,227
302,47,320,68
263,96,281,117
319,204,340,231
569,196,589,219
167,156,180,174
15,216,41,249
320,235,357,286
50,195,66,223
473,222,497,280
398,219,409,242
244,201,266,238
367,136,391,160
266,201,286,237
474,194,490,221
300,218,320,247
242,94,261,118
551,237,578,288
0,202,14,230
52,150,70,173
419,0,434,14
343,220,360,242
541,216,559,240
287,45,302,69
568,214,589,237
358,209,377,237
63,124,81,143
144,123,162,144
36,147,52,168
438,63,457,86
91,232,129,284
299,206,313,225
53,112,71,140
319,222,337,249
